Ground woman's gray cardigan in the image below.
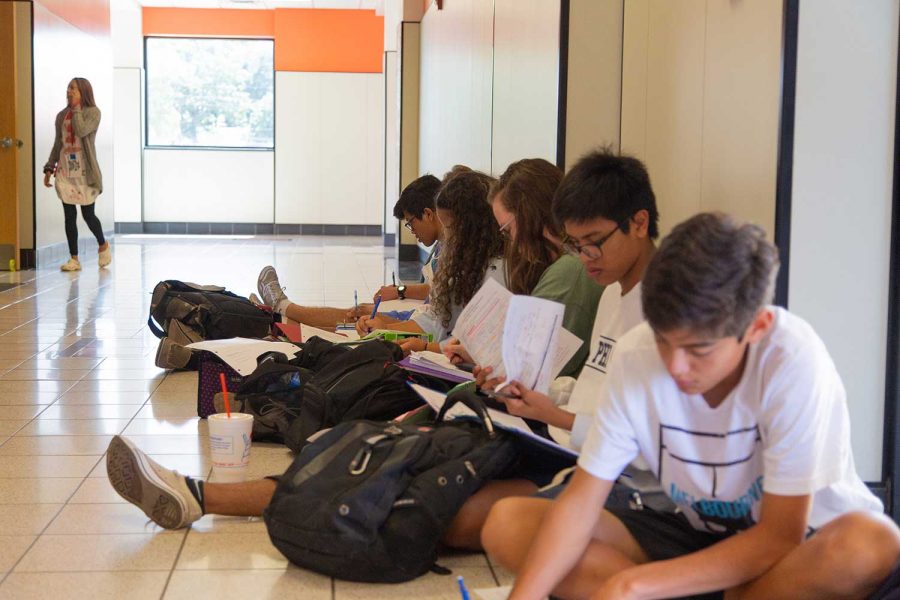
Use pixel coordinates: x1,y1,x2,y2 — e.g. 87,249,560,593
43,106,102,194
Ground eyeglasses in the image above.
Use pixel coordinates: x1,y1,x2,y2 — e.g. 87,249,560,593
562,225,622,259
498,216,515,237
403,219,415,232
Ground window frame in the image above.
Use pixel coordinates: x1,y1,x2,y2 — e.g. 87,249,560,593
143,35,276,151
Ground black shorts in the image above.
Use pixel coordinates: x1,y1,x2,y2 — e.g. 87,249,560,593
608,506,730,600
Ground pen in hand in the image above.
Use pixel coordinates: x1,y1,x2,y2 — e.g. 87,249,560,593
370,294,382,319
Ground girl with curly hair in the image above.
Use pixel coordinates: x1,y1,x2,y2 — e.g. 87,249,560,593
356,168,506,353
445,158,604,379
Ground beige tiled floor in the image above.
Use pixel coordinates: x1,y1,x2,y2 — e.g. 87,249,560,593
0,235,511,599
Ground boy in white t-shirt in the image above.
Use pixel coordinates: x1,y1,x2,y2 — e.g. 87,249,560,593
474,149,658,451
483,213,900,600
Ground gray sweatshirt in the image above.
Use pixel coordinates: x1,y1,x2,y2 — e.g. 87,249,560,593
43,106,103,194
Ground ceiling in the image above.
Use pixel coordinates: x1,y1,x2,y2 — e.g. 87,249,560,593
137,0,380,9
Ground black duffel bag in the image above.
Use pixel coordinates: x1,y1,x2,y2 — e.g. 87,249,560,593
263,391,518,583
148,280,273,341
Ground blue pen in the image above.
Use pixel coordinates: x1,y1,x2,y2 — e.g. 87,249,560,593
354,290,358,315
370,294,382,319
457,575,471,600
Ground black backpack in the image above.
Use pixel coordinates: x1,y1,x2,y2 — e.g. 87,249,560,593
263,392,519,583
228,338,441,448
148,280,273,342
283,339,426,451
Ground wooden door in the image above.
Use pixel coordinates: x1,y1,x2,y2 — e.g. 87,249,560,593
0,2,22,268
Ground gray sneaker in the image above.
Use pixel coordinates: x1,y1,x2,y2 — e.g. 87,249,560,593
106,435,203,529
257,265,288,310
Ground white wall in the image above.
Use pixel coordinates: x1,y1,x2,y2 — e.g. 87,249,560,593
384,51,399,238
33,2,114,251
491,0,559,174
111,0,143,223
143,149,274,222
788,0,898,481
620,0,782,237
565,0,623,168
418,0,494,176
274,72,384,225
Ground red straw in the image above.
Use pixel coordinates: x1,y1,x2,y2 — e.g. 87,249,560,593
219,372,231,418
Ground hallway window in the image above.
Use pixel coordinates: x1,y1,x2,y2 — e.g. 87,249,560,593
145,37,274,148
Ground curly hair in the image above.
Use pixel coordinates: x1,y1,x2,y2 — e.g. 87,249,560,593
642,212,779,338
430,169,504,328
491,158,564,295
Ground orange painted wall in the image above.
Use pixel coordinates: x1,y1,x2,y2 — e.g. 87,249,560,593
142,8,384,74
143,8,274,38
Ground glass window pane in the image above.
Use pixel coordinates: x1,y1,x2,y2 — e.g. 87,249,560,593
146,37,274,148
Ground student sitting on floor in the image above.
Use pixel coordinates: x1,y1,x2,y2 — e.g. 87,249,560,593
439,150,660,551
355,168,507,354
442,157,604,379
482,212,900,600
255,173,444,329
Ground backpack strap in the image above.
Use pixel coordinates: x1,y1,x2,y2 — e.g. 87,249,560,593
147,315,166,339
437,391,498,438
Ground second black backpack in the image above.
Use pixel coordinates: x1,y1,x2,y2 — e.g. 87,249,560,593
283,339,422,451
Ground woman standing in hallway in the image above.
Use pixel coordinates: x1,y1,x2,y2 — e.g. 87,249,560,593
43,77,111,272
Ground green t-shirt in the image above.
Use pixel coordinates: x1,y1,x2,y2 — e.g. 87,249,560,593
531,254,604,378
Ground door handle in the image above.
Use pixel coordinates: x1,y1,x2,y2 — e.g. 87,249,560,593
0,137,24,149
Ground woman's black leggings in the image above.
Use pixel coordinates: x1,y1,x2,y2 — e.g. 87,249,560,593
63,202,105,257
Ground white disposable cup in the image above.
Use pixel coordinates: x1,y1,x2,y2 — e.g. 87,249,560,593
208,413,253,483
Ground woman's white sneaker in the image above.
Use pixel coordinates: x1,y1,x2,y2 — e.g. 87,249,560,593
60,257,81,272
98,246,112,267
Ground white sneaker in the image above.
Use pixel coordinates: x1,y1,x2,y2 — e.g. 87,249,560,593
257,265,289,312
98,246,112,268
106,435,203,529
60,257,81,272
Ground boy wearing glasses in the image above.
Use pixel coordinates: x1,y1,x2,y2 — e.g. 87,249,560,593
480,148,659,452
483,213,900,600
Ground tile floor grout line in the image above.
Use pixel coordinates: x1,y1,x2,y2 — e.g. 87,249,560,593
158,528,193,599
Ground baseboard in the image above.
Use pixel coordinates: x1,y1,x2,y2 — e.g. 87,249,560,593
115,222,383,236
35,229,115,269
18,249,35,270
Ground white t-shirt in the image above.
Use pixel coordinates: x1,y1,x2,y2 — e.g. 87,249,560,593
579,307,883,534
553,281,644,449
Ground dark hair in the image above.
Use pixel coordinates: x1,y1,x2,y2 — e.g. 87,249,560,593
642,212,779,338
491,158,564,295
553,147,659,239
431,170,504,328
72,78,96,108
393,174,441,220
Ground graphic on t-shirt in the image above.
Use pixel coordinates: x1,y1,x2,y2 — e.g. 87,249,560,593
585,334,616,375
659,423,762,534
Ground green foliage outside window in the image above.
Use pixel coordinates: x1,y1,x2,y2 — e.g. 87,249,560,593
146,37,274,148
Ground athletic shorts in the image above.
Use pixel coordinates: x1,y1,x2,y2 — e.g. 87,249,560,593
608,506,730,600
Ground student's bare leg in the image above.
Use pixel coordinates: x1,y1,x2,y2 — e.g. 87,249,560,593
203,478,278,517
728,511,900,600
482,497,649,599
442,479,538,550
282,304,349,330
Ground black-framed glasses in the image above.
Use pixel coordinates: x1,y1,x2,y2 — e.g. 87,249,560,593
562,224,622,259
403,219,415,232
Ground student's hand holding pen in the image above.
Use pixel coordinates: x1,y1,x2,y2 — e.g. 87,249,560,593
442,338,473,365
473,365,505,391
345,304,375,322
496,382,575,430
355,315,387,336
